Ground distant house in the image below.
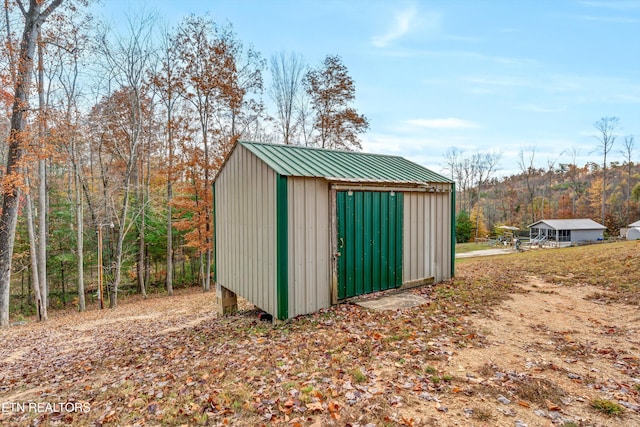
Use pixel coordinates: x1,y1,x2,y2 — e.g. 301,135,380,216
527,219,606,245
213,141,455,320
626,220,640,240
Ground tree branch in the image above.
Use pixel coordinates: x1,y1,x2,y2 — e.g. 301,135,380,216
40,0,63,22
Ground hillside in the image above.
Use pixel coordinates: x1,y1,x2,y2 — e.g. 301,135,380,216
456,159,640,239
1,241,639,426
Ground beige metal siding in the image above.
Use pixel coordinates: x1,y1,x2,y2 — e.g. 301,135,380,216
215,145,278,315
287,177,331,317
403,184,452,283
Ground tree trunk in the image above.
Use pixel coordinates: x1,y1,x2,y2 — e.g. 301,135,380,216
474,182,482,238
199,252,205,290
75,163,85,311
37,29,48,311
602,163,607,226
627,163,632,224
110,160,135,309
166,167,174,296
138,223,146,297
136,158,146,298
205,249,212,292
25,177,44,321
202,128,211,293
0,0,62,327
144,244,150,289
145,131,151,292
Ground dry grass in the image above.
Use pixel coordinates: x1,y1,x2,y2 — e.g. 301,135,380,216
0,241,638,426
470,406,493,421
512,377,566,406
468,241,640,303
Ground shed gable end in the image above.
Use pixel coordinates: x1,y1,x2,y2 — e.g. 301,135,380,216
214,145,278,315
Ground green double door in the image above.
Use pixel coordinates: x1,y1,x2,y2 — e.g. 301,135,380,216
336,191,403,299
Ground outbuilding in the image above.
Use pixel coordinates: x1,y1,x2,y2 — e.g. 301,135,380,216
626,220,640,240
527,218,606,246
213,141,455,320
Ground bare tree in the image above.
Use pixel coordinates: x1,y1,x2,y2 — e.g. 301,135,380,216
95,10,156,308
473,151,501,237
563,146,586,216
444,148,491,215
21,0,93,313
35,25,48,315
542,156,559,218
621,134,635,223
295,88,313,146
518,147,537,224
445,148,500,235
150,23,181,296
593,116,619,226
59,31,91,312
444,148,466,211
269,51,305,145
24,173,44,319
51,24,93,311
222,33,265,149
0,0,63,328
303,55,369,150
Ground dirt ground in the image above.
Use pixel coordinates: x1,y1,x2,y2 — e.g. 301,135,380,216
1,275,639,426
417,277,640,426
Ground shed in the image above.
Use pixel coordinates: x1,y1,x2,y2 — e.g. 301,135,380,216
527,219,606,245
626,220,640,240
213,141,455,320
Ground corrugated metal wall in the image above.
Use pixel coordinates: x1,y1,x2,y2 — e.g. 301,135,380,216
336,191,403,299
287,177,331,317
403,184,453,283
215,145,278,315
216,144,453,318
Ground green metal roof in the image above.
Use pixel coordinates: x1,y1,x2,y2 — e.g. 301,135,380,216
239,141,452,184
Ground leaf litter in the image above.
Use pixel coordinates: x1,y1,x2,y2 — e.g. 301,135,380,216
0,241,638,426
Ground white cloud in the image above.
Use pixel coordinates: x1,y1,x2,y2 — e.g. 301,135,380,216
360,132,455,173
579,1,640,10
372,6,418,48
406,118,479,129
464,76,530,87
603,93,640,103
516,104,567,113
576,14,640,24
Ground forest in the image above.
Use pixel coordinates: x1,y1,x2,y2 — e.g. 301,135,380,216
0,0,368,326
1,0,638,327
449,133,640,242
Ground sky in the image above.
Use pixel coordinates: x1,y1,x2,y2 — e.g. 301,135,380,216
95,0,640,177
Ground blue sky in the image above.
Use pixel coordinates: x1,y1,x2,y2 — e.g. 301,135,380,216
97,0,640,176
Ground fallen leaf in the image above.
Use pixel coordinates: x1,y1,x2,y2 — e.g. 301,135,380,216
306,402,323,412
545,400,561,411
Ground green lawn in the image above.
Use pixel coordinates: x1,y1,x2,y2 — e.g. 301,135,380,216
455,242,493,253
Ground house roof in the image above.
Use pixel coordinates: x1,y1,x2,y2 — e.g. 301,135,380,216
527,219,606,230
238,141,452,185
629,220,640,227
